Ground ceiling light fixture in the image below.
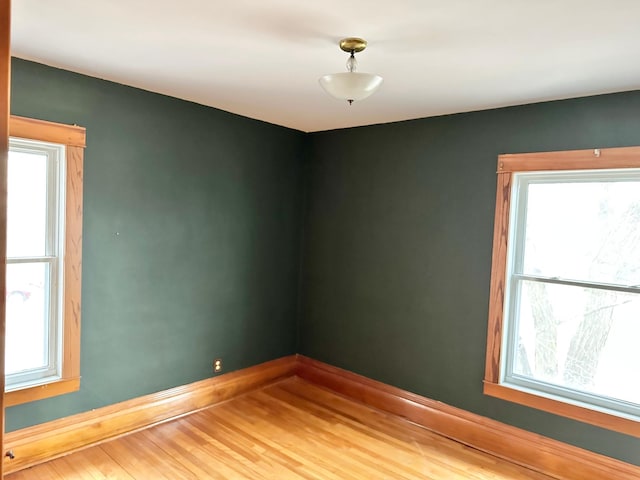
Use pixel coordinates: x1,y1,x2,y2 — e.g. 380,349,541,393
319,37,383,105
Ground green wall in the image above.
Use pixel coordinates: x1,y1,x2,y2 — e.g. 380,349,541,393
8,57,640,465
8,58,306,431
299,93,640,465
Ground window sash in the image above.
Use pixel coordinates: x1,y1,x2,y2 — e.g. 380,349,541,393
8,138,65,258
500,169,640,420
6,138,65,389
503,276,640,419
5,257,59,388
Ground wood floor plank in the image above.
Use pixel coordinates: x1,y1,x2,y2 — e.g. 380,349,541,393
140,420,258,480
202,402,363,480
229,394,423,479
272,379,550,479
7,377,555,479
255,383,523,480
51,447,135,480
100,434,180,479
257,383,472,479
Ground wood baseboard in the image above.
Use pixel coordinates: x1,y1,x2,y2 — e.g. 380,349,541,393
295,355,640,480
4,355,297,474
6,354,638,479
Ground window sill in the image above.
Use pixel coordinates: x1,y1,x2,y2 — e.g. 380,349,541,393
5,377,80,407
483,381,640,438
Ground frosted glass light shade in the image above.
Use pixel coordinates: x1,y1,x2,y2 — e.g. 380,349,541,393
319,72,383,102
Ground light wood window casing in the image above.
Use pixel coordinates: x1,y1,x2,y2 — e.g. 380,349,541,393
6,116,85,406
484,146,640,438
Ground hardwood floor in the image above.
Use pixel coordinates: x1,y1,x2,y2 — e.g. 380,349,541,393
7,378,553,479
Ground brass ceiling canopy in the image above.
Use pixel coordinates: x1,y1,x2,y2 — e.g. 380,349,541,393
319,36,383,105
339,37,367,53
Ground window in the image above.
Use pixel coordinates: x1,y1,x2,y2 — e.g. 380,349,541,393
485,147,640,438
5,116,85,406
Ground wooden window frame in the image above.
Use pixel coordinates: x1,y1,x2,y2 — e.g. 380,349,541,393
484,146,640,438
6,115,85,407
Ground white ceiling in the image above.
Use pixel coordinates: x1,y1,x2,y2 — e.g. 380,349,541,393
11,1,640,133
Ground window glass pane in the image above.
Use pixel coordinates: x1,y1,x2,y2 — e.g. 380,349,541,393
512,279,640,406
7,149,48,257
6,263,49,375
522,180,640,286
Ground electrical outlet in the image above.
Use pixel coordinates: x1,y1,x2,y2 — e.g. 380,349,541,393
213,358,223,373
